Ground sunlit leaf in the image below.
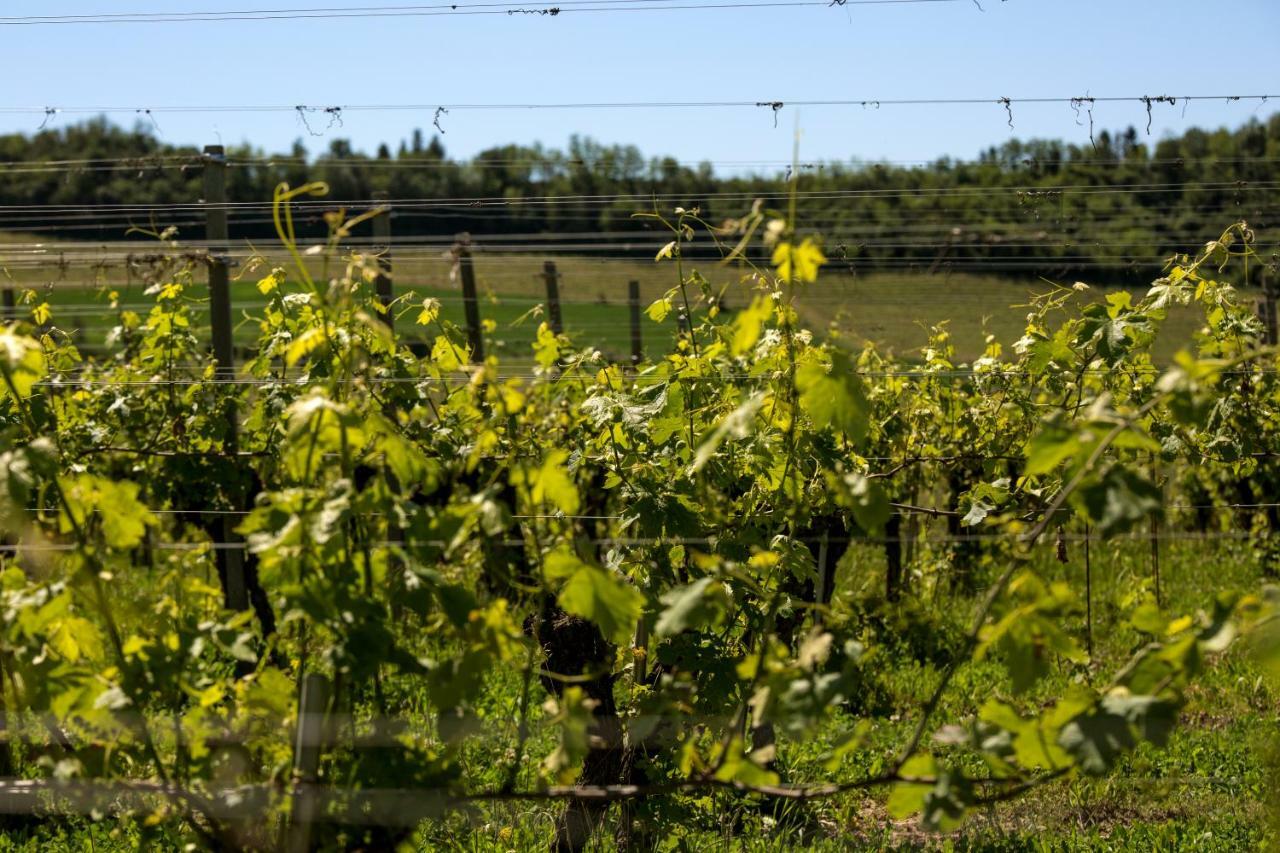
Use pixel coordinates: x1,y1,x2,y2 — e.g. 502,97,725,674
796,351,868,443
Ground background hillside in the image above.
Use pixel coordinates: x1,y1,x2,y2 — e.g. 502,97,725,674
3,114,1277,285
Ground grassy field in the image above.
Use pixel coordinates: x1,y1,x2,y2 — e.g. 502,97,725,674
5,247,1219,365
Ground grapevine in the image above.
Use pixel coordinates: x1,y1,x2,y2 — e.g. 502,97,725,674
0,184,1277,850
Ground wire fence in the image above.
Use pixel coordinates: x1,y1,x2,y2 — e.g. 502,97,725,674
5,92,1276,114
0,0,966,28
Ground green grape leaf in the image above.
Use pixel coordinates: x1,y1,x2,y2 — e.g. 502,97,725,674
554,555,643,646
1103,693,1179,747
1130,602,1167,636
1057,703,1134,775
730,294,774,356
285,324,328,367
431,335,466,371
541,686,596,785
689,394,764,474
771,237,827,284
1073,465,1162,535
646,298,672,322
711,736,780,787
921,771,972,832
0,330,46,400
533,322,560,369
887,753,940,820
62,475,155,550
830,472,890,533
1024,420,1080,477
655,576,730,637
527,450,580,515
796,351,869,443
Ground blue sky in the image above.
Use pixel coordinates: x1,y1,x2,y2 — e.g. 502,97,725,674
4,1,1279,169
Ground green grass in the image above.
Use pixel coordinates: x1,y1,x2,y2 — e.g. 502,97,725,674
7,241,1216,363
398,538,1280,851
389,537,1276,851
0,539,1272,850
20,258,1213,366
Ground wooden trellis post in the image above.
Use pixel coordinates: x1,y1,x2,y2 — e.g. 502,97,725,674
202,144,248,613
372,191,394,331
287,674,331,853
203,145,235,382
628,280,643,367
455,235,484,363
543,260,563,335
1261,270,1278,346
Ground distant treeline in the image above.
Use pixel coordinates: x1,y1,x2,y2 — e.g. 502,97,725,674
1,115,1278,283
